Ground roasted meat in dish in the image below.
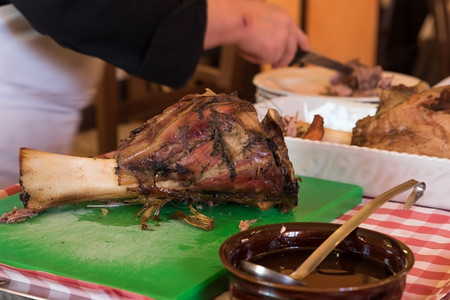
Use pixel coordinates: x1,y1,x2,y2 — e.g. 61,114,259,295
351,85,450,159
1,91,299,230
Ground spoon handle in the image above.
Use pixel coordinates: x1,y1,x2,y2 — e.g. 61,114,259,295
290,179,425,280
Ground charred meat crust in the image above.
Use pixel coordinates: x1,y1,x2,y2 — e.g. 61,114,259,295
20,188,30,208
427,88,450,112
210,109,237,180
261,108,299,211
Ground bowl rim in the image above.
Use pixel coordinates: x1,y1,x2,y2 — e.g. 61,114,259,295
219,222,415,293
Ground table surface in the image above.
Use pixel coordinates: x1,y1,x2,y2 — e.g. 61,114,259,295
1,184,449,300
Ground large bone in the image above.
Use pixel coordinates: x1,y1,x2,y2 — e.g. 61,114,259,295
19,148,137,213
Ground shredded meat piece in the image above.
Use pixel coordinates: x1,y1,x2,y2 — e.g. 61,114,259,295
239,219,258,231
284,112,299,137
0,207,35,223
282,114,324,141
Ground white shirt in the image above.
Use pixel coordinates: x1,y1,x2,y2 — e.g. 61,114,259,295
0,5,104,187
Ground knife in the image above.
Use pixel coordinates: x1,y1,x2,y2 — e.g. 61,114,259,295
289,48,353,74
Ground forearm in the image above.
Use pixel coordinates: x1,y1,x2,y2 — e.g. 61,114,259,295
204,0,247,49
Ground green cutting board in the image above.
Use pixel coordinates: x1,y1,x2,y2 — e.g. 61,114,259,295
0,177,361,300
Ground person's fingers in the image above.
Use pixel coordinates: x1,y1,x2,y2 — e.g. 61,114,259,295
297,27,309,52
272,25,298,68
235,47,263,65
230,1,310,67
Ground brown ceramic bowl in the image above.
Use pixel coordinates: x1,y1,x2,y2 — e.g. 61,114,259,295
219,222,414,300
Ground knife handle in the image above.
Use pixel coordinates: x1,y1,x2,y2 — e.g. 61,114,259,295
289,47,308,66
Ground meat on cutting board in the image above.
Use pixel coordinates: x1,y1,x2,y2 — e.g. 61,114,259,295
1,91,299,230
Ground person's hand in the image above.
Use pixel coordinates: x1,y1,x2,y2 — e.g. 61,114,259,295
205,0,309,68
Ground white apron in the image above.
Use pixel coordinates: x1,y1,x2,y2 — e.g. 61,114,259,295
0,5,104,187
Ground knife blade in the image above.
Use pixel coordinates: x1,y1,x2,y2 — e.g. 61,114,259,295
289,48,353,74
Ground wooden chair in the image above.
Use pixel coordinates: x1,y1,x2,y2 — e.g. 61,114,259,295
94,45,259,154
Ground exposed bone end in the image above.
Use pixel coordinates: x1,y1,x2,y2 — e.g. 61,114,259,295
19,148,138,213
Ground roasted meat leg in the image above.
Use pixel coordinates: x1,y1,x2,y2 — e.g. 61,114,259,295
1,91,299,230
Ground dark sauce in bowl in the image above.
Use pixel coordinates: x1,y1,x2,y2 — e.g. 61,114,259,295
250,247,395,288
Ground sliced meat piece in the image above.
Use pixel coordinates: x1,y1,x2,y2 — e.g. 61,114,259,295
327,59,393,97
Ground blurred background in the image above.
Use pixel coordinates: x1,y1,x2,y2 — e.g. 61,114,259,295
73,0,449,157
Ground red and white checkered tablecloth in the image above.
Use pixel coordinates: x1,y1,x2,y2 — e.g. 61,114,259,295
0,264,152,300
1,185,449,300
333,199,450,300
